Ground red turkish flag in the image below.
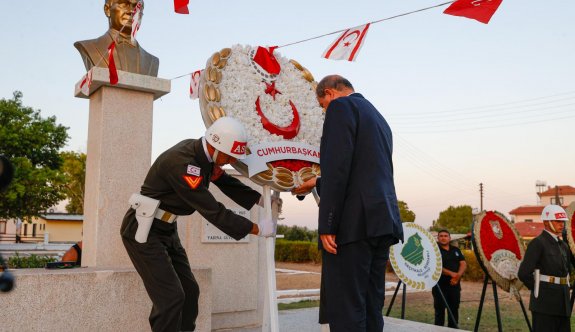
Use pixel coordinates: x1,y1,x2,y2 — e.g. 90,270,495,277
443,0,503,24
322,23,371,62
107,41,119,85
174,0,189,14
189,70,202,99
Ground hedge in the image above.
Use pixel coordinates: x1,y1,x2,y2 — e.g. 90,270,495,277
275,241,486,282
275,239,321,263
7,253,58,269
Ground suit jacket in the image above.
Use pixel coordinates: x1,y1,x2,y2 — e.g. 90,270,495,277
518,231,574,317
121,139,260,241
318,93,403,245
74,29,159,76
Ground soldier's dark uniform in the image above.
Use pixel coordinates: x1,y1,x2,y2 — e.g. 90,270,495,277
121,138,261,332
518,230,575,332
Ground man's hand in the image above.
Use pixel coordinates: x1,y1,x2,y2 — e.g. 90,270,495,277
257,217,277,238
291,177,317,195
450,273,462,285
320,234,337,254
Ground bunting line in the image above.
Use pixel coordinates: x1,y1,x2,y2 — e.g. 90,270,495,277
168,0,456,81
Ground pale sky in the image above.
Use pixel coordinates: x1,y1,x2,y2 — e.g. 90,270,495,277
1,1,574,230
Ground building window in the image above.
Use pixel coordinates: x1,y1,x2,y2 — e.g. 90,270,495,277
24,223,28,236
0,221,6,234
525,219,533,222
551,197,564,205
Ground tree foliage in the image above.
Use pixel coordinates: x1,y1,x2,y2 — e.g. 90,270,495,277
277,224,318,242
431,205,473,234
399,200,416,222
60,151,86,214
0,92,69,221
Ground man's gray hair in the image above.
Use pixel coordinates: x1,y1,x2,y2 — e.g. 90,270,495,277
316,75,354,98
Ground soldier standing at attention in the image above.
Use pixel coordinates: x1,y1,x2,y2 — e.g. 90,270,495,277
518,204,575,332
121,117,276,332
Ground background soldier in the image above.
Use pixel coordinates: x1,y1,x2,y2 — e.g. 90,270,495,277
432,229,466,328
518,204,574,332
121,117,276,332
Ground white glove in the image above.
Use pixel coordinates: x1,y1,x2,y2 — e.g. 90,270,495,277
258,217,277,237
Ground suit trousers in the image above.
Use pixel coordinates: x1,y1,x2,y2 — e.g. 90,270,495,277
122,218,200,332
533,312,571,332
320,234,396,332
432,284,460,328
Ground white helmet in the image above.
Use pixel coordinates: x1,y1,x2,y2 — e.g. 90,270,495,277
205,117,248,160
541,204,568,221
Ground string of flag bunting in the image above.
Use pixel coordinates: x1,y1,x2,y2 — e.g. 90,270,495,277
81,0,504,97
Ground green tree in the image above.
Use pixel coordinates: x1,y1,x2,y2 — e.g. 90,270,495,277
277,224,317,242
431,205,472,234
60,151,86,214
399,200,416,222
0,92,69,221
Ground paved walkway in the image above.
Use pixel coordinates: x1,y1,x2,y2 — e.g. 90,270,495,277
279,307,467,332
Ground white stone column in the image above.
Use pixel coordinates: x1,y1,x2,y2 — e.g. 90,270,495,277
75,67,170,267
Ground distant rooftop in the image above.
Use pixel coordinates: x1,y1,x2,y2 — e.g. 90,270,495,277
538,185,575,197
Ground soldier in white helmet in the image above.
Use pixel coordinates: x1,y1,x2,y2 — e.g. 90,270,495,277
518,204,575,332
121,117,276,332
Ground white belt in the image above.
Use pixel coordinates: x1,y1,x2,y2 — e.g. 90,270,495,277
154,208,178,223
540,274,569,286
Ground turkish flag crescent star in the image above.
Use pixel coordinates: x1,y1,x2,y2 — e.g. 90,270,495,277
189,70,202,99
322,23,370,62
130,1,143,43
174,0,189,14
443,0,503,24
107,41,119,85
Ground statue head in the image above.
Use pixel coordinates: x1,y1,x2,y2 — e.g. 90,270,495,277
104,0,143,35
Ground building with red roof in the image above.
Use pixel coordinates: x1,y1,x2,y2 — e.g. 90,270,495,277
509,185,574,239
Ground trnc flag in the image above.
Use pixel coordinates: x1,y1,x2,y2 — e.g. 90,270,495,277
322,23,370,62
107,41,119,85
189,70,202,99
443,0,503,24
130,0,143,44
80,69,93,96
174,0,189,14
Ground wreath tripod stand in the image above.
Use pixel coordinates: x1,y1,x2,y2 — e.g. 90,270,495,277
473,274,532,332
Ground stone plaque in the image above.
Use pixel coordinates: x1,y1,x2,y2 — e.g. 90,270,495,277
201,208,250,243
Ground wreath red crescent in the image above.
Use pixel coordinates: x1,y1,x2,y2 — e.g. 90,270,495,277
472,210,525,294
255,97,300,139
197,45,324,192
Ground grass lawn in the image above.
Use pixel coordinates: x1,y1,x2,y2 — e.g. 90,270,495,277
278,281,575,331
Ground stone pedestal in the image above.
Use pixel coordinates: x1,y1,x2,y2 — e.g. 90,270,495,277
74,67,170,268
3,267,211,332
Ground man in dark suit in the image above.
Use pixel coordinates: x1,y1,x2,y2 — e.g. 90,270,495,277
518,204,574,332
74,0,159,76
293,75,403,331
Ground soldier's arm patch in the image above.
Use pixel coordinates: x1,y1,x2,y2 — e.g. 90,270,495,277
183,175,203,189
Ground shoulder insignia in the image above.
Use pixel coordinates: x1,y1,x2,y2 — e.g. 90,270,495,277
187,165,201,176
183,175,203,189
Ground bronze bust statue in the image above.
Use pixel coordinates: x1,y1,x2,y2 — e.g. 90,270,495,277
74,0,159,77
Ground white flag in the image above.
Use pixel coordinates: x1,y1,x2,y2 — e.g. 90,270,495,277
130,1,143,44
80,69,93,96
189,70,202,99
322,23,371,62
